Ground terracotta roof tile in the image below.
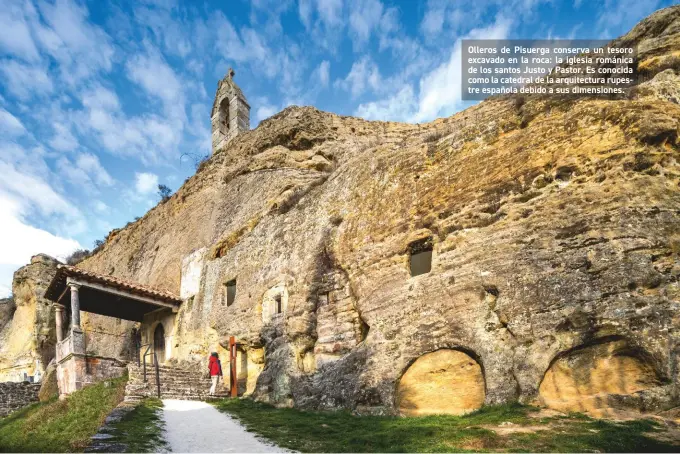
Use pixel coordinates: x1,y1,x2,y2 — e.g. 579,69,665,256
45,264,182,304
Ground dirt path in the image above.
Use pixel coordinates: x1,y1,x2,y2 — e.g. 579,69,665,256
161,399,285,453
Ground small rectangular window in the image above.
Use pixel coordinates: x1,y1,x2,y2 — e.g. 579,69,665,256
224,279,236,306
409,237,433,277
275,294,282,314
318,293,329,305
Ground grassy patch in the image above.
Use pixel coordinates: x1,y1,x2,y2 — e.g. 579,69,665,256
100,398,168,453
0,377,127,453
214,399,680,453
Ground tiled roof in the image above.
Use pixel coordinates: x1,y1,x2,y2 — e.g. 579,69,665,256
45,264,182,304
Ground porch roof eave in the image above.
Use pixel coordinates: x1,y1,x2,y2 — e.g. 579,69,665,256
44,265,182,322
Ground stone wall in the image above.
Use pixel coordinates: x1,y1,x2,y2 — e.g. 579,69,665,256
65,6,680,417
0,382,40,417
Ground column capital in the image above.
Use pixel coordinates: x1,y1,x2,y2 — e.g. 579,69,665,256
68,282,81,290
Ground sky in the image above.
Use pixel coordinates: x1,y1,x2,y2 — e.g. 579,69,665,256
0,0,675,297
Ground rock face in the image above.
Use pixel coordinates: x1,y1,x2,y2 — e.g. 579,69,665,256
38,360,58,402
0,255,60,382
4,6,680,417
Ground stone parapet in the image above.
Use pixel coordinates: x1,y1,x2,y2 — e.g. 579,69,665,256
0,382,40,417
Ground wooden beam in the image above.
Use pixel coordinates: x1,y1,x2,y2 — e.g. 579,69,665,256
56,285,69,305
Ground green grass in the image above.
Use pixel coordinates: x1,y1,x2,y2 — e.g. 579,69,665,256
0,377,127,453
214,399,680,453
100,398,168,453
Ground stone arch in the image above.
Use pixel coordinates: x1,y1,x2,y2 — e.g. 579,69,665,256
218,97,230,136
538,337,662,415
396,348,486,416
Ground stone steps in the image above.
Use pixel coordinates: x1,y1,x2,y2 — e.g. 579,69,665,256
124,363,230,402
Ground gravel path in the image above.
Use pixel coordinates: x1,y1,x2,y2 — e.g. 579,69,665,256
161,399,285,453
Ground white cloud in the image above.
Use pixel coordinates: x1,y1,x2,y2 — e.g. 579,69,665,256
34,0,115,84
135,172,159,195
315,0,344,28
355,85,416,121
0,108,27,137
57,153,114,190
413,17,511,122
93,200,109,213
256,104,278,123
0,60,53,100
421,5,445,37
597,0,661,38
348,0,384,48
49,122,78,152
352,16,511,123
0,2,41,61
77,84,183,164
0,197,80,269
126,48,186,121
314,60,330,87
297,0,345,51
336,56,382,98
0,143,86,295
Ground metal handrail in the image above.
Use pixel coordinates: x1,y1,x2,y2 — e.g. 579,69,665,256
138,344,161,398
141,344,152,382
153,352,161,398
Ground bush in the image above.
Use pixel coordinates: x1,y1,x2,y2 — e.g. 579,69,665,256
158,184,172,202
65,249,91,265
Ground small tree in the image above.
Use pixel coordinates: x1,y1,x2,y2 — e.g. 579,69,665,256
65,249,91,265
158,184,172,202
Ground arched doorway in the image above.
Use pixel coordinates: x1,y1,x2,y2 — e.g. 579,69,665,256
397,349,485,416
153,323,165,364
538,339,661,415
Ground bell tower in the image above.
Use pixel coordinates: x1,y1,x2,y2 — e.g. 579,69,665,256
211,68,250,154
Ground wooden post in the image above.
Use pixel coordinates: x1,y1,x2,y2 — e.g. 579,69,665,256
229,336,237,397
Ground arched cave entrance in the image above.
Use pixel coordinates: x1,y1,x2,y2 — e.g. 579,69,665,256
538,338,661,415
153,323,166,364
396,349,485,416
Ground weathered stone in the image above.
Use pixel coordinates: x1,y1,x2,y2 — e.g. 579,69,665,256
38,360,58,402
0,254,60,382
397,349,485,416
0,382,40,417
537,338,663,416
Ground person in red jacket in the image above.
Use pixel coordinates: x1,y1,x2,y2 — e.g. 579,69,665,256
208,352,223,396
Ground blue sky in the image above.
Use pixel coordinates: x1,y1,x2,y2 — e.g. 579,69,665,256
0,0,675,296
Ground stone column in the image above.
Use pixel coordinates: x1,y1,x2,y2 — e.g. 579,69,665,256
69,283,81,330
55,305,64,343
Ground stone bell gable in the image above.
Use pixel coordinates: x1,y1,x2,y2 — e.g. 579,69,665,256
211,68,250,154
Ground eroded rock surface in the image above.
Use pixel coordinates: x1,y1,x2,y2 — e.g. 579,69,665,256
4,5,680,417
397,349,485,416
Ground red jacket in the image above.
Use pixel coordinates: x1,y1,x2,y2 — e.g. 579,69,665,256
209,356,222,376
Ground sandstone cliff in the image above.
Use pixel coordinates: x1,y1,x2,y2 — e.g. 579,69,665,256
0,255,58,381
4,6,680,417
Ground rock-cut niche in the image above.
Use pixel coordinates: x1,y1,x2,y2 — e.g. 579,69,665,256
538,338,661,415
262,284,288,323
396,349,485,416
